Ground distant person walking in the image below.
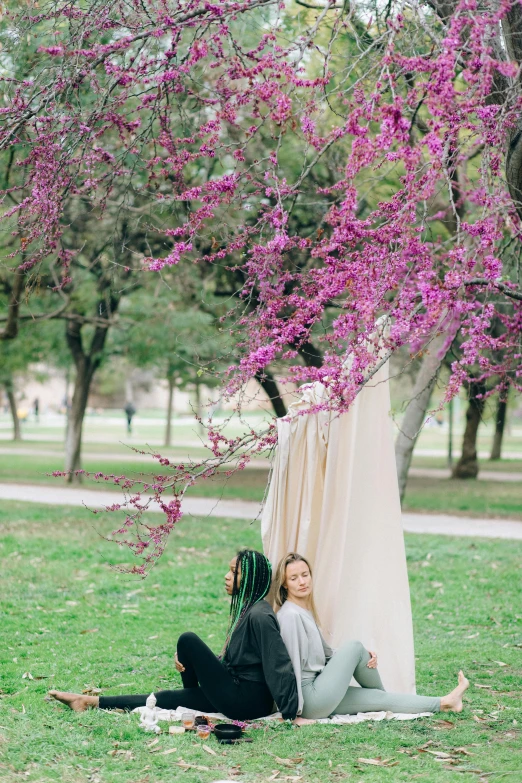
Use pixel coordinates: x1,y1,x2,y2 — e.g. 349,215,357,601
33,398,39,422
124,401,136,433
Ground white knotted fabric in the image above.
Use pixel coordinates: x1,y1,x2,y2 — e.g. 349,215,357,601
261,349,416,694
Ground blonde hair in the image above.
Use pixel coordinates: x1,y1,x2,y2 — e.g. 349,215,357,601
273,552,319,622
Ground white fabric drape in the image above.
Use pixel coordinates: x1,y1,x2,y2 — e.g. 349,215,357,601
261,358,416,694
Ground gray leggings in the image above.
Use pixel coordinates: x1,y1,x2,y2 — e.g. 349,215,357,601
301,640,440,719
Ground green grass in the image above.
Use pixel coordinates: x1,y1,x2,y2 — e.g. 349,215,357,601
411,456,522,473
0,453,270,502
0,410,271,448
403,477,522,519
411,424,522,455
1,501,521,783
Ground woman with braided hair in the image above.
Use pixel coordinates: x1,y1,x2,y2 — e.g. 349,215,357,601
49,549,299,721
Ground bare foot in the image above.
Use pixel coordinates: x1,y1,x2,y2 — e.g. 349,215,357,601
48,690,99,712
440,671,469,712
293,716,316,726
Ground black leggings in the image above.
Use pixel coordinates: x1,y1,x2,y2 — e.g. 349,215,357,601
98,632,274,721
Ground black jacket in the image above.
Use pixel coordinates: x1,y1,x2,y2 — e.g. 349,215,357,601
223,599,298,720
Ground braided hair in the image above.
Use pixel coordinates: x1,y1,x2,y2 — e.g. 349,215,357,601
222,549,272,653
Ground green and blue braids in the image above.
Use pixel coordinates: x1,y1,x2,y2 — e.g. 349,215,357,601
222,549,272,653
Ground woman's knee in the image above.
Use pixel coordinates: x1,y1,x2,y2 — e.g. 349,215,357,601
177,631,201,652
341,639,366,658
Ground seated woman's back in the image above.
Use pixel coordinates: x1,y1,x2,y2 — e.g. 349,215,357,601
277,600,333,714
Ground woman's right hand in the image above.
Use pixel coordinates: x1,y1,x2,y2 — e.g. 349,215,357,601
367,650,378,669
174,652,185,673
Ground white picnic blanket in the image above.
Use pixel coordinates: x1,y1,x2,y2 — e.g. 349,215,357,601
133,705,432,725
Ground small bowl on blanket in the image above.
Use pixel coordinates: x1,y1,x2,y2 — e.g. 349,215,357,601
214,723,242,744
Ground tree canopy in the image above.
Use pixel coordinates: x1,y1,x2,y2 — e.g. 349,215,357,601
2,0,522,571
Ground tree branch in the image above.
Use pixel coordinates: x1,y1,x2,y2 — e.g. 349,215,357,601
463,278,522,302
295,0,342,9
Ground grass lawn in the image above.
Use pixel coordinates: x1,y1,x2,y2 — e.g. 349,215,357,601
403,478,522,519
1,450,522,519
411,456,522,473
0,453,270,502
0,411,271,448
1,501,521,783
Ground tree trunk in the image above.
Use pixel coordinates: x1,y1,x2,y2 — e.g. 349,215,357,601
63,296,117,481
255,368,287,418
490,386,509,461
165,373,175,447
64,364,72,444
452,379,486,479
4,377,21,440
395,330,452,502
0,267,26,341
447,396,454,468
64,359,95,481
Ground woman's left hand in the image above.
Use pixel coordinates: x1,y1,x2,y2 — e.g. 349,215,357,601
367,650,378,668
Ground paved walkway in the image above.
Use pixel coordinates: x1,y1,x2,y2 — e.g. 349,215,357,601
1,483,521,540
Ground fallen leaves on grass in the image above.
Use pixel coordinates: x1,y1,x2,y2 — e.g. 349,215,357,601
433,719,455,729
107,749,135,760
201,744,218,756
21,672,33,680
175,759,210,771
80,628,98,634
160,748,178,755
423,750,452,759
357,757,399,767
82,687,101,695
443,767,485,775
267,754,303,768
418,742,476,770
146,738,160,749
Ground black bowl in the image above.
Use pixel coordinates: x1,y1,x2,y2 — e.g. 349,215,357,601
214,723,242,744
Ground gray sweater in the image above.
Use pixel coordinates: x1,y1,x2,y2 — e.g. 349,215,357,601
277,601,334,715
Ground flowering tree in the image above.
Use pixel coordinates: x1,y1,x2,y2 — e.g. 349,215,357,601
1,0,522,571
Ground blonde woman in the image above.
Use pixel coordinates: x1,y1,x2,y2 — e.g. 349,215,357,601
275,553,469,720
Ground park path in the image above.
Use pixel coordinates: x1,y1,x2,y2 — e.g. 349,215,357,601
0,446,520,481
0,482,521,540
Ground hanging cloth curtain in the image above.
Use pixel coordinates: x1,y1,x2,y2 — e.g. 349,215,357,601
261,353,416,694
